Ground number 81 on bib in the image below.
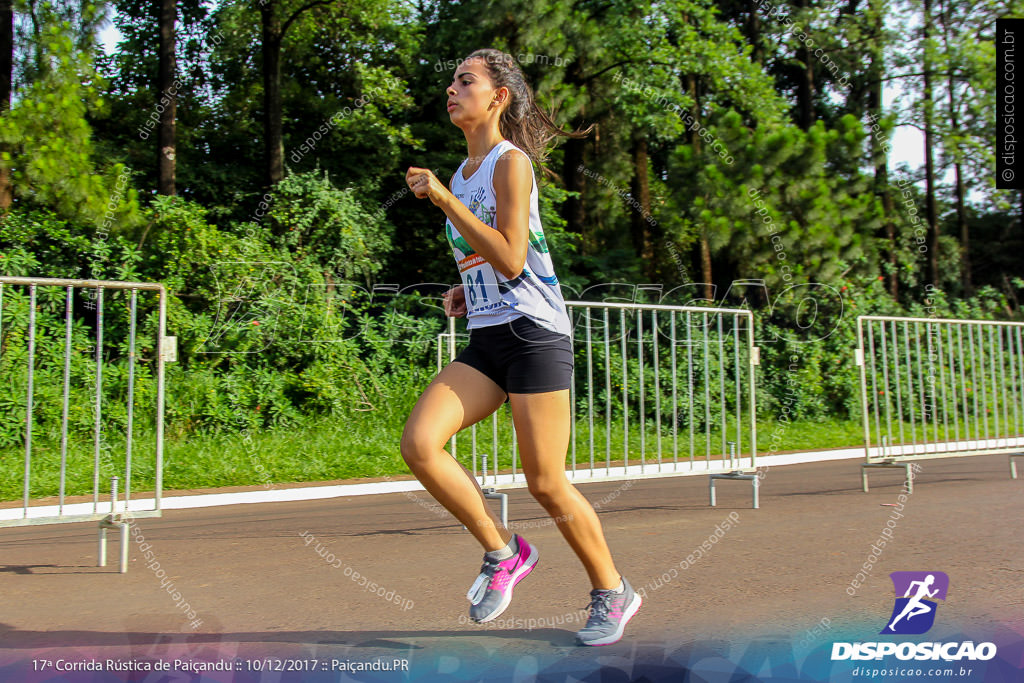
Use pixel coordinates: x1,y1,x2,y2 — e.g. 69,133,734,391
457,253,500,309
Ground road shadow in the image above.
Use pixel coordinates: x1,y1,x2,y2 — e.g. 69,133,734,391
0,564,108,575
0,623,581,650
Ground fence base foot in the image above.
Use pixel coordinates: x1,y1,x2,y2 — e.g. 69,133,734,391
1011,454,1024,480
861,461,914,494
483,488,509,529
98,516,129,573
709,471,759,509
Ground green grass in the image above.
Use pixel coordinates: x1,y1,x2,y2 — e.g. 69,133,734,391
1,412,867,501
759,418,866,454
0,403,413,501
9,410,1009,502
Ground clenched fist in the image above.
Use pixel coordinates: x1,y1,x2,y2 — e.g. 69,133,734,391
443,285,467,317
406,167,447,205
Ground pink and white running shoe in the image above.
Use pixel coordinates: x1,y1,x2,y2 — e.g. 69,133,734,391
466,534,539,623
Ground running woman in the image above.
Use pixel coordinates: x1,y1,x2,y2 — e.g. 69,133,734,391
402,48,641,646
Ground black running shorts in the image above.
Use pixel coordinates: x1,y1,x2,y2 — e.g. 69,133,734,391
454,315,574,395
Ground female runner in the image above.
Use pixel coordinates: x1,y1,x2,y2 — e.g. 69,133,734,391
403,48,640,646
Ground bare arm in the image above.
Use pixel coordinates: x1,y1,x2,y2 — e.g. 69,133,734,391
406,150,532,280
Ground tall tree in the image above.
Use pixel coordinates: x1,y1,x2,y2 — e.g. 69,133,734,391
0,13,139,226
939,0,969,293
157,0,176,195
562,59,589,238
745,0,765,67
676,112,877,293
922,0,939,286
0,0,12,209
659,0,787,294
929,0,1017,294
684,70,714,299
259,0,333,188
866,0,898,297
793,0,815,130
260,0,283,188
629,133,654,264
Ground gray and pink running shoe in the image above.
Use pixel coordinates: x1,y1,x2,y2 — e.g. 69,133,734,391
575,576,642,646
466,534,539,623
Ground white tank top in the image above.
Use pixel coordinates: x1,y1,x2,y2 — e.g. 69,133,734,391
446,140,572,337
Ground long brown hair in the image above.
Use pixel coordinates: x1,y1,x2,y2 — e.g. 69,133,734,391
463,48,590,169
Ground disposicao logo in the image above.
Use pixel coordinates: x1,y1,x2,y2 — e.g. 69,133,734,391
831,571,997,662
881,571,948,635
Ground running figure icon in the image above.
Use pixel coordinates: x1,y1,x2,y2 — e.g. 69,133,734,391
881,571,949,635
888,574,938,631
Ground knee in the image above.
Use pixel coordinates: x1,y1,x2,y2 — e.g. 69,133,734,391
400,423,442,466
527,476,571,509
399,425,425,465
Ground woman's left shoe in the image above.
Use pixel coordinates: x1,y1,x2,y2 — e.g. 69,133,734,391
467,534,539,623
575,576,642,646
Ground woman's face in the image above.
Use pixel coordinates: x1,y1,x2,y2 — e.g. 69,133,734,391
446,57,505,127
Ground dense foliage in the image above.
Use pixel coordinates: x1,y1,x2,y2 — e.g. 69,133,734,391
1,0,1020,465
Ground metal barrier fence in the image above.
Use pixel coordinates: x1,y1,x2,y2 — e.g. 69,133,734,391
437,301,761,516
0,277,173,572
856,314,1024,491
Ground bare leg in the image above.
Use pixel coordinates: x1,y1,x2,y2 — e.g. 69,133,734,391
401,361,512,552
907,604,931,619
509,389,621,590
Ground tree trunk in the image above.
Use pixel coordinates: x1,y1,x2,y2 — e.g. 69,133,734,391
684,71,713,300
261,1,284,188
630,134,654,272
881,170,897,298
562,56,588,239
952,163,969,293
746,0,764,66
941,0,970,294
839,0,864,117
564,135,586,237
0,0,13,210
923,0,939,287
157,0,176,196
699,231,712,300
795,0,815,130
867,0,896,298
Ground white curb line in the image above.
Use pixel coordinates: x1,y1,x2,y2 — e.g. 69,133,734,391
1,447,866,522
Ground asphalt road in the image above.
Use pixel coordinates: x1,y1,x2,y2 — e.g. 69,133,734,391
1,454,1022,682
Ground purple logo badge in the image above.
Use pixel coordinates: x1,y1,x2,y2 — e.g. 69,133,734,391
881,571,949,635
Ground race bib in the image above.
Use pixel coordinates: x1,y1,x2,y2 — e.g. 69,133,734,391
457,253,500,310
